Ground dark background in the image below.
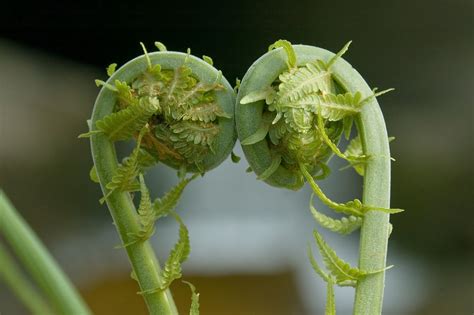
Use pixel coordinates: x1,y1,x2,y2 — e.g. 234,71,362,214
1,0,472,314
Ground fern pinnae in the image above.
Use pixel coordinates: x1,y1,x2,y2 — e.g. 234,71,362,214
309,194,362,235
154,174,199,220
307,244,331,283
313,229,366,283
92,95,158,141
160,213,191,290
326,40,352,69
99,126,149,204
182,281,200,315
125,175,156,246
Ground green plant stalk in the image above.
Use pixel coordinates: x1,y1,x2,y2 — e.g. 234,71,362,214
352,99,391,314
330,62,392,313
89,55,185,315
0,190,91,315
0,243,54,315
90,133,178,315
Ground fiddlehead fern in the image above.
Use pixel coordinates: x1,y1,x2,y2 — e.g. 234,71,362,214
236,40,403,314
82,42,236,314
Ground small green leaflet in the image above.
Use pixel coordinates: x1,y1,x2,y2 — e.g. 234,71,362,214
183,281,200,315
277,61,332,103
79,86,158,141
343,135,365,176
309,194,362,235
308,245,337,315
160,214,191,290
107,63,117,77
313,229,392,283
154,174,199,220
99,127,148,204
125,175,156,246
326,41,352,69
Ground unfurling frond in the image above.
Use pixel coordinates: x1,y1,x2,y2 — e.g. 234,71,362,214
154,174,199,220
277,62,332,102
100,127,149,203
160,214,191,290
91,95,157,141
313,229,367,283
183,281,200,315
310,195,362,235
181,102,231,123
126,175,155,245
313,92,363,121
170,121,220,147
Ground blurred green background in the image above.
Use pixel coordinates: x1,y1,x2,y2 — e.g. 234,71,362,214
0,0,472,314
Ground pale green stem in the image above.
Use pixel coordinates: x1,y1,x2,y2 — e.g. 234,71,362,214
0,243,54,315
0,190,91,315
330,55,392,314
90,55,180,315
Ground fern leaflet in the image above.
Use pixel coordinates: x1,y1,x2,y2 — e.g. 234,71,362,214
310,195,362,235
183,281,200,315
99,127,148,204
181,102,231,123
277,61,332,102
160,214,191,290
125,175,155,246
313,229,390,283
343,135,365,176
81,90,158,141
154,174,199,220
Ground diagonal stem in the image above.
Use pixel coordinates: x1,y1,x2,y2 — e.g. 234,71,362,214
0,190,91,315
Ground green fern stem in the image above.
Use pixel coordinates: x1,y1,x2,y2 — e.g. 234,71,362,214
327,49,392,314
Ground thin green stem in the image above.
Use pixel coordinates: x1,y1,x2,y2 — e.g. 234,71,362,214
0,243,54,315
90,130,178,315
89,54,186,315
0,190,91,315
352,95,392,315
331,61,392,314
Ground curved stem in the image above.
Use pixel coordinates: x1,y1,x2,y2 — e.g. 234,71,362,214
0,190,91,315
0,243,55,315
352,98,392,314
90,132,178,315
330,57,392,314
